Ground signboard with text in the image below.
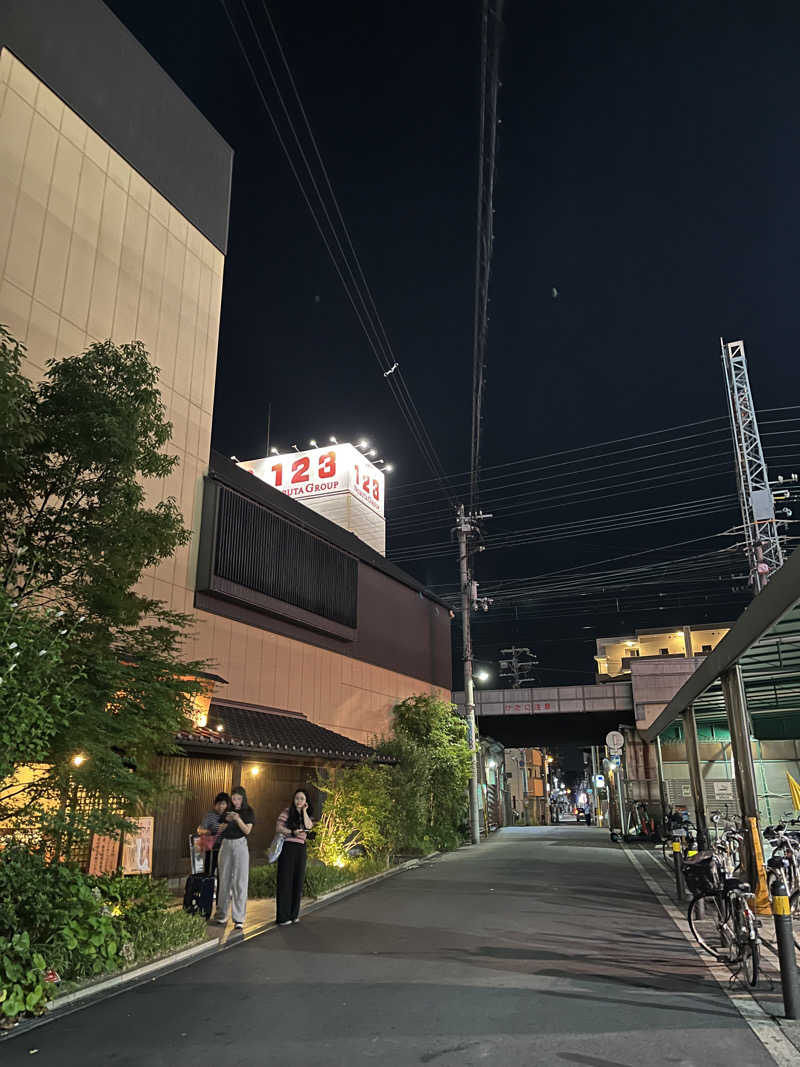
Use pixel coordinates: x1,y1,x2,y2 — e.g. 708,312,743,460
503,702,554,714
240,443,385,517
88,833,120,876
122,817,154,875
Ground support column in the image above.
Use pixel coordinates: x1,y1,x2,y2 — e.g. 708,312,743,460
683,625,693,659
722,665,769,912
682,706,709,848
654,735,669,835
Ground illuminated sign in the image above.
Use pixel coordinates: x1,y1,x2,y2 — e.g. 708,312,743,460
241,444,385,517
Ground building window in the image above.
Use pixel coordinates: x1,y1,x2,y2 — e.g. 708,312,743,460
629,648,640,657
660,648,669,656
702,644,712,653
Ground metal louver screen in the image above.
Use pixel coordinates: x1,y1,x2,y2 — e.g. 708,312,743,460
214,487,358,628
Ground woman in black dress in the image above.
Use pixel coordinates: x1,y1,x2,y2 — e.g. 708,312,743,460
275,788,314,925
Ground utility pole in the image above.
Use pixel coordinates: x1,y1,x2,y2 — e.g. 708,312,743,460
721,338,785,592
499,646,538,688
455,503,492,846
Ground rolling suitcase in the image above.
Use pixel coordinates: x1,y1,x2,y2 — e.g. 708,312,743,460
184,834,215,919
183,872,215,919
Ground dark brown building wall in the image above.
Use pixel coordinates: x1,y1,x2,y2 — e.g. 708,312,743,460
151,756,233,879
354,560,451,687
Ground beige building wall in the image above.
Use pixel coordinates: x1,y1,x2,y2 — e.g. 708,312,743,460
596,626,729,677
0,50,445,746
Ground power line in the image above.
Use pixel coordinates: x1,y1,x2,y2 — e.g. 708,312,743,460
220,0,456,502
470,0,505,510
390,494,739,561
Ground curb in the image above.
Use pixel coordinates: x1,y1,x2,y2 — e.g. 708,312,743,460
2,850,441,1041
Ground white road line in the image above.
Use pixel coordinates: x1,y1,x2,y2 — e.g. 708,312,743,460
622,843,798,1067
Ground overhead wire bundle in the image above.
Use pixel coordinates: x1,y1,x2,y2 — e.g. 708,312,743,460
470,0,505,511
219,0,456,504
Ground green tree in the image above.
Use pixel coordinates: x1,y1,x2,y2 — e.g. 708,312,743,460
377,695,471,853
0,326,203,850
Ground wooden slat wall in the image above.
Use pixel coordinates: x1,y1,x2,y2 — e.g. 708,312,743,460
238,760,320,862
151,756,233,878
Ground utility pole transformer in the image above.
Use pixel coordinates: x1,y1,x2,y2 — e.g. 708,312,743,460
454,503,492,845
499,645,537,688
721,338,784,593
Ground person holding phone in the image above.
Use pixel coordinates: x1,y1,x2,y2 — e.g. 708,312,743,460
214,786,255,930
276,788,314,926
197,792,230,878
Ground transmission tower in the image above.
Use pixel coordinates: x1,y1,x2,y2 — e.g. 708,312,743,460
721,338,784,592
499,646,538,688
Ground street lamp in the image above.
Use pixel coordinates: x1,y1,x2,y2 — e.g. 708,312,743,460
475,669,490,682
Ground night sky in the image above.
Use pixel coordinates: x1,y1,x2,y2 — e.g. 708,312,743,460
106,0,800,685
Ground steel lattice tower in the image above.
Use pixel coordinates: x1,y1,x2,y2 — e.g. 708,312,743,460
721,338,783,592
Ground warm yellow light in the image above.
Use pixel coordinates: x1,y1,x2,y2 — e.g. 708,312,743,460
250,766,261,776
546,756,554,763
334,857,346,868
216,724,224,733
71,754,86,767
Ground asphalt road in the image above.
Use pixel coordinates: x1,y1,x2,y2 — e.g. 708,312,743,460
4,826,778,1066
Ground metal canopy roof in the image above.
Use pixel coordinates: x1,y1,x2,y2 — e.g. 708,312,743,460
641,544,800,741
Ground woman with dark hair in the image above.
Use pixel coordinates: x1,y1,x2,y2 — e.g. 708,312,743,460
214,785,255,930
275,787,314,925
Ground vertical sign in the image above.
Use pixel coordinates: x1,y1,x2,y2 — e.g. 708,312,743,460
88,833,120,875
122,817,154,875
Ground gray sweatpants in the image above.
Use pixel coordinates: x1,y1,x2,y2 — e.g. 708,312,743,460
215,837,249,923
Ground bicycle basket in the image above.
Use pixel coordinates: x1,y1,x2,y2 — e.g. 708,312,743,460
682,851,723,895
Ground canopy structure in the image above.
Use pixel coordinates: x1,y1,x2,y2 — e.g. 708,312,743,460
641,544,800,743
639,543,800,920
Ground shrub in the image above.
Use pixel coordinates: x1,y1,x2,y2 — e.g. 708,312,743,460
247,863,277,898
0,931,51,1024
248,856,389,900
89,873,205,964
312,762,394,866
0,848,204,1023
0,845,119,985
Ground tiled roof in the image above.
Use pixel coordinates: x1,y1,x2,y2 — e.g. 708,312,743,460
177,704,392,763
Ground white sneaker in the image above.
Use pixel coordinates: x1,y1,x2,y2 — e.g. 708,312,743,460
279,920,292,926
292,919,300,924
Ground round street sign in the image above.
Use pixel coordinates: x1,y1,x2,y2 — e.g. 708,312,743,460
605,730,624,751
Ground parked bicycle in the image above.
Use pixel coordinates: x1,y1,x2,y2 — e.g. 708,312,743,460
683,850,760,986
708,815,744,876
661,808,697,868
764,814,800,920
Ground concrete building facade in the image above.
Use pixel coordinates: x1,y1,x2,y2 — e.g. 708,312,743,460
0,0,450,759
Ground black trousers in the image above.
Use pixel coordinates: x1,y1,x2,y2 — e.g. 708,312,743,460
276,842,306,923
204,848,220,878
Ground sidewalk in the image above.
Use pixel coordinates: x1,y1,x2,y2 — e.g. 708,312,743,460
627,839,800,1056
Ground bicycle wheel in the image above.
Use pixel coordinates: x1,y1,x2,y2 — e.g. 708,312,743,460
688,894,729,958
740,939,759,987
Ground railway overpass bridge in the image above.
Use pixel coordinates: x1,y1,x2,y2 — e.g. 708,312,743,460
453,682,634,747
